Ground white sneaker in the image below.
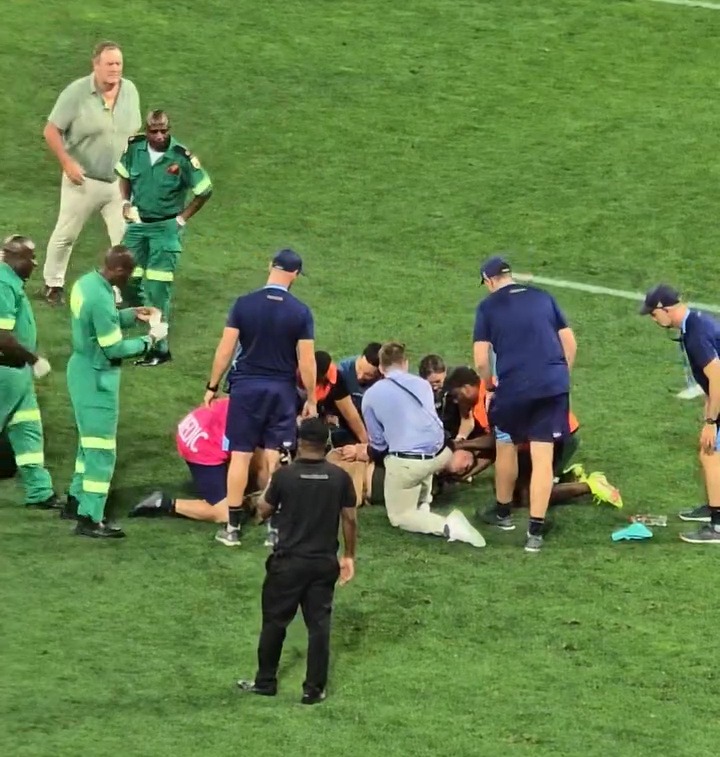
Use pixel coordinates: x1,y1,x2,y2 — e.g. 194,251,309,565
676,384,704,400
445,509,486,548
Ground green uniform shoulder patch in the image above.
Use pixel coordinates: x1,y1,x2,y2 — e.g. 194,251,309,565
173,143,201,169
123,133,146,154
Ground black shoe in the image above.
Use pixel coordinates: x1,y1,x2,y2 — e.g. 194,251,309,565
135,351,172,367
236,679,277,696
74,516,126,539
60,494,79,520
26,493,64,511
43,286,65,306
129,490,171,517
301,689,327,705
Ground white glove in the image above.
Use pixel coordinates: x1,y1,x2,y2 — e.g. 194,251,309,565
33,357,51,379
149,322,169,341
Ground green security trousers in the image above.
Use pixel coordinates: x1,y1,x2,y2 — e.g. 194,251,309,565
121,219,182,354
0,366,54,504
67,354,120,523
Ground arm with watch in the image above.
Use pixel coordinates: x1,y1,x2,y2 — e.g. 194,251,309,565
701,359,720,454
204,326,240,406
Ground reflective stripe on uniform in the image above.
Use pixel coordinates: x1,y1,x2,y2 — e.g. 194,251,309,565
145,270,174,282
0,318,16,329
192,176,212,196
81,436,117,450
75,459,86,474
83,480,111,494
15,451,44,466
8,408,41,426
115,162,129,179
97,328,122,347
132,267,145,278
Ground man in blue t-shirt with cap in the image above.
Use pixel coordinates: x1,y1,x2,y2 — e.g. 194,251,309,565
641,283,720,544
473,255,577,553
204,249,317,547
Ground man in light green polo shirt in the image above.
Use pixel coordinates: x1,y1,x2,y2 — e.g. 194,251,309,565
42,40,141,306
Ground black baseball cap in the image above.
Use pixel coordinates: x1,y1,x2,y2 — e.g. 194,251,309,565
480,255,512,279
272,248,305,275
639,284,681,315
297,417,330,445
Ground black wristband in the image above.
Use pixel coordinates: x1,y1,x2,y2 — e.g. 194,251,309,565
206,382,219,392
705,418,717,425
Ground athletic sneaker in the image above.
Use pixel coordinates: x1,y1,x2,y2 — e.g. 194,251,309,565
215,526,241,547
676,384,705,400
680,525,720,544
445,510,486,548
264,525,279,548
524,533,544,553
476,505,515,531
678,504,711,523
586,472,623,508
563,463,586,482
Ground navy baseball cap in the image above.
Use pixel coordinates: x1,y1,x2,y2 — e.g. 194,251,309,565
639,284,680,315
480,255,512,279
272,248,305,275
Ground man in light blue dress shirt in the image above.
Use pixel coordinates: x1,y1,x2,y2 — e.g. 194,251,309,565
361,342,485,547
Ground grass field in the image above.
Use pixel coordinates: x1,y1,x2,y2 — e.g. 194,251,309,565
3,0,720,754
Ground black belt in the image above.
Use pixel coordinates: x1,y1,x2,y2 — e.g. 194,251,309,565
390,447,445,460
139,214,176,223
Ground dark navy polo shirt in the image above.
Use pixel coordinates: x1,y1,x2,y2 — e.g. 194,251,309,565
681,309,720,396
473,283,570,400
227,284,314,383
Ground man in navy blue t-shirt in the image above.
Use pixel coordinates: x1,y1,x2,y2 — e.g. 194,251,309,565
473,255,577,553
641,284,720,544
204,249,316,546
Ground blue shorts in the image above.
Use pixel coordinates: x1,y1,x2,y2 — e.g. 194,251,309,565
186,461,227,505
226,380,298,453
490,393,570,444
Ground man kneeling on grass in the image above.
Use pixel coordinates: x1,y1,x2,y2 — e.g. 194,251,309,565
129,397,264,522
444,366,623,528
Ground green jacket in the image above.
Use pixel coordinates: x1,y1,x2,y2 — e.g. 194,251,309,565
69,271,150,370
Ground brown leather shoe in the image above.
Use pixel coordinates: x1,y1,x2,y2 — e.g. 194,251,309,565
44,286,65,305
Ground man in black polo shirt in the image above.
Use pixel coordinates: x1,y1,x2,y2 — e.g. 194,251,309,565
237,417,357,704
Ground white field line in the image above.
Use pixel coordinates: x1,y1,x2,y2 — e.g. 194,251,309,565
512,274,720,314
647,0,720,10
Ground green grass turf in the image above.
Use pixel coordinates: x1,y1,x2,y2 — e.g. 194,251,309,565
2,0,720,754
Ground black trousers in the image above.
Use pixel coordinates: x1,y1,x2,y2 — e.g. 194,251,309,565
255,553,339,694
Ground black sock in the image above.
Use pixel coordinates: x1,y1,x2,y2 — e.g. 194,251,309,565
528,516,545,536
496,502,512,519
160,494,175,513
711,507,720,530
228,506,250,531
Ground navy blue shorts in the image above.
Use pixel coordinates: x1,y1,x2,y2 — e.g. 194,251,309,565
226,380,298,453
489,392,570,444
186,461,227,505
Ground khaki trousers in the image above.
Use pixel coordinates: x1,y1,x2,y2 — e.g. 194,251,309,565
384,447,453,535
43,174,126,287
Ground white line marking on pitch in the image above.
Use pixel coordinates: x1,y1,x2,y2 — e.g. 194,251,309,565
513,274,720,314
647,0,720,10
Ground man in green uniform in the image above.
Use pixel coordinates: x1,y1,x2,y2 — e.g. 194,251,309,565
115,109,213,367
65,245,166,538
0,235,61,509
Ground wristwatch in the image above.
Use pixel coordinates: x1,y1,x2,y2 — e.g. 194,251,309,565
206,382,219,392
704,418,716,425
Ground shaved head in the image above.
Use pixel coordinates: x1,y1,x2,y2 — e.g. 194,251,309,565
2,234,35,259
105,244,134,270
